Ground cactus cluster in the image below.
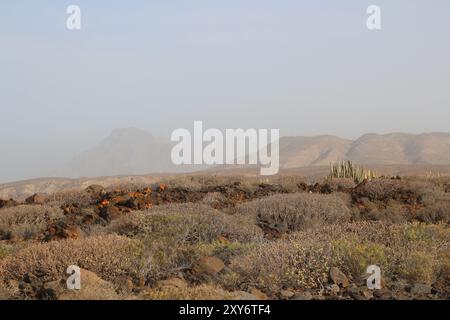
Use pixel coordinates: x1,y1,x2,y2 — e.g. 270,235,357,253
327,160,377,184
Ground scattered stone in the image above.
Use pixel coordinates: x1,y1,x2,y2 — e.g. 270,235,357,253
116,275,134,292
35,287,58,300
45,269,119,300
250,288,269,300
361,289,374,299
0,198,18,209
152,183,167,193
293,291,314,300
25,193,46,205
327,284,340,295
192,257,225,275
390,280,408,292
62,203,81,215
43,221,80,241
135,194,153,210
409,283,432,295
234,291,260,300
157,277,188,290
330,267,349,288
98,205,122,221
373,288,392,300
280,289,295,299
82,214,95,225
217,235,229,244
347,287,372,300
85,184,105,195
258,219,288,239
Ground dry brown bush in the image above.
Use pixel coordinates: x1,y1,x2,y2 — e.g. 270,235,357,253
236,193,351,233
44,189,94,207
0,205,63,240
0,235,144,283
413,188,450,224
353,178,450,223
221,222,449,294
352,179,436,204
108,203,263,243
105,203,263,283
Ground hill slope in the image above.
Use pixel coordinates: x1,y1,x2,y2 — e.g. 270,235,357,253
62,129,450,178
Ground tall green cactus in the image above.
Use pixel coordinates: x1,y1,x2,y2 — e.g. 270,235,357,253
327,160,377,184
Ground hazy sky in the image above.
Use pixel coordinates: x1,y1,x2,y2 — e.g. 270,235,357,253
0,1,449,182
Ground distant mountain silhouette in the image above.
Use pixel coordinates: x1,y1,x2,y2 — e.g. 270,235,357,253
63,129,450,178
64,128,178,177
347,133,450,165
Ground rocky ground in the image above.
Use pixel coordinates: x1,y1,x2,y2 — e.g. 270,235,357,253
0,175,448,300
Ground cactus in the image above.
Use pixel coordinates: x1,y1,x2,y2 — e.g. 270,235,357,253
327,160,377,184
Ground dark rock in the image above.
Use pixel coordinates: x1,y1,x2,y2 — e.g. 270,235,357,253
25,193,46,205
43,221,80,241
192,256,225,275
409,283,432,295
85,184,105,195
99,205,122,221
62,203,81,215
347,287,370,300
330,267,349,288
373,288,392,300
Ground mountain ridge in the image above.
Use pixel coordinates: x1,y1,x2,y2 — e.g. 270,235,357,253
62,129,450,178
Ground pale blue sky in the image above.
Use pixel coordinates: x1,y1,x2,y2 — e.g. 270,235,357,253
0,1,449,182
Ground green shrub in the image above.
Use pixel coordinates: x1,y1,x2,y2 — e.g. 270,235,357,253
0,244,8,260
327,161,377,184
107,203,263,283
332,240,387,281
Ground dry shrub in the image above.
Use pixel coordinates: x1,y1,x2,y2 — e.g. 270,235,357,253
397,251,437,284
0,205,63,240
0,281,12,300
160,175,256,191
358,199,408,223
222,222,449,294
143,284,239,300
106,203,263,282
392,223,449,284
222,237,332,294
0,235,144,283
413,188,450,223
331,240,387,281
352,178,450,224
0,243,8,260
326,178,356,191
352,179,419,203
237,193,350,233
109,203,262,243
198,241,256,264
44,189,93,207
200,192,232,209
352,179,444,204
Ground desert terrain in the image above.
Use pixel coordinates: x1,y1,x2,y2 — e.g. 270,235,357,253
0,164,449,300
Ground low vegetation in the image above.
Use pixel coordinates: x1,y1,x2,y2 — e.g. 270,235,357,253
0,173,448,300
328,160,377,184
